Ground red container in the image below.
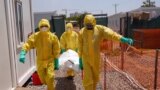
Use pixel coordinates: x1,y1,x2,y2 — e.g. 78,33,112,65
32,72,42,85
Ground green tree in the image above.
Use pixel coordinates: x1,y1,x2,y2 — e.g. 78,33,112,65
141,0,156,7
66,13,89,28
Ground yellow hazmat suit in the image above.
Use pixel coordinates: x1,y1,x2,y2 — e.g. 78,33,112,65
78,15,123,90
60,23,78,78
60,23,78,51
22,19,60,90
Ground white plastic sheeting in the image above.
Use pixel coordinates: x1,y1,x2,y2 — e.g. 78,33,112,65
58,49,80,76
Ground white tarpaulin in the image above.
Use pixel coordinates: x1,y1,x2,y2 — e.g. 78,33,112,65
58,49,80,73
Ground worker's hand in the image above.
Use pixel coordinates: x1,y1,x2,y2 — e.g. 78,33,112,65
79,58,83,70
75,48,78,52
120,37,133,45
54,58,59,70
60,49,66,54
19,50,26,63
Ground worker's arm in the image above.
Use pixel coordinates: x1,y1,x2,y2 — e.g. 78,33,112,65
19,34,35,63
99,25,133,45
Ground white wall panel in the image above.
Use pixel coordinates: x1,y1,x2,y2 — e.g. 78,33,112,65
13,0,36,86
0,0,12,89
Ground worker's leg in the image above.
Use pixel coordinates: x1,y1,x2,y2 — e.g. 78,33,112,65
85,84,94,90
45,61,55,90
92,58,101,90
37,61,46,84
83,61,94,90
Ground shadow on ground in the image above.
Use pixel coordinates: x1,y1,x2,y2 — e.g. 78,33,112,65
55,77,76,90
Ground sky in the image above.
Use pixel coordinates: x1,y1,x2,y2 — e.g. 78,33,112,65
32,0,160,16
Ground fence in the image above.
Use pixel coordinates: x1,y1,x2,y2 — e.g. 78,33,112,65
100,40,160,90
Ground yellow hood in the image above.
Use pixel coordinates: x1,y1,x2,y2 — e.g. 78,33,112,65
66,23,73,31
38,19,50,31
83,14,96,26
66,23,73,33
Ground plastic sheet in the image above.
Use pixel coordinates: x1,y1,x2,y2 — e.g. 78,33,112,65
58,49,80,73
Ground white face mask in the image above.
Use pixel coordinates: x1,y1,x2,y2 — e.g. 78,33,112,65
66,28,72,33
66,30,72,33
41,27,48,32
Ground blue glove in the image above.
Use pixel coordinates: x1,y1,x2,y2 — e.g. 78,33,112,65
120,37,133,45
79,58,83,70
54,58,59,70
19,50,26,63
60,49,66,54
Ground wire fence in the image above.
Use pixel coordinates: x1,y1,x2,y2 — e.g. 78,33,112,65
100,40,160,90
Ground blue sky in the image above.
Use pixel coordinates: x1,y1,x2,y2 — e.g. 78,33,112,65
32,0,160,16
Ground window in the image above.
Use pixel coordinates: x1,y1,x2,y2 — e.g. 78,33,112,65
15,1,24,44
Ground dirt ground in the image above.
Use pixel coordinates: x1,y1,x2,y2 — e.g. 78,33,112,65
26,67,145,90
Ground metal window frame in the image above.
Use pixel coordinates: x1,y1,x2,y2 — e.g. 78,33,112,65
15,0,24,45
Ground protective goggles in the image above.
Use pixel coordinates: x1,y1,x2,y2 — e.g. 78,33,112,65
85,24,94,30
40,25,48,28
66,27,72,30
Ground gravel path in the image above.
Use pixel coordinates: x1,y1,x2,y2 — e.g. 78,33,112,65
101,71,145,90
26,70,145,90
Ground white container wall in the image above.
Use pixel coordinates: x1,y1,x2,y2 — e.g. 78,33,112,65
0,0,12,89
0,0,35,89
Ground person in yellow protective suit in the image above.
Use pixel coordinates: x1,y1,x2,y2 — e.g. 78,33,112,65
19,19,60,90
60,23,79,80
78,14,133,90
